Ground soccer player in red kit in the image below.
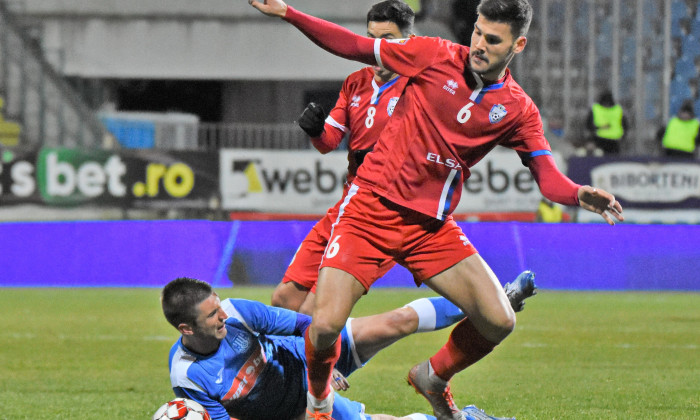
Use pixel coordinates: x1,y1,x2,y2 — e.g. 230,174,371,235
270,0,413,315
249,1,624,419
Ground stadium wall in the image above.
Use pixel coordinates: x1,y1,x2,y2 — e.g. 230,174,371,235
0,220,698,291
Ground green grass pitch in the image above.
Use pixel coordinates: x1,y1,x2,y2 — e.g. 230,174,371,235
1,287,697,419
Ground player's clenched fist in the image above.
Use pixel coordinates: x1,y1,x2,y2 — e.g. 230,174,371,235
297,102,326,138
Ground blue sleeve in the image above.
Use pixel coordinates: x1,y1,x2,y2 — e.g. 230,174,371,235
295,313,312,335
222,298,302,336
173,386,230,420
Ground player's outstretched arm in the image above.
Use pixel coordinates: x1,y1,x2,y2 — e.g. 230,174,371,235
577,185,624,225
248,0,288,18
249,0,377,65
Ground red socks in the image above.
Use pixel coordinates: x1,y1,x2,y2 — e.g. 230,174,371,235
305,328,341,399
429,318,498,381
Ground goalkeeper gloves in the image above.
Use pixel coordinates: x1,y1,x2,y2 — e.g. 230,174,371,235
298,102,326,137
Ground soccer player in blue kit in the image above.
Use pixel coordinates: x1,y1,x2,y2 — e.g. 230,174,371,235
161,277,517,420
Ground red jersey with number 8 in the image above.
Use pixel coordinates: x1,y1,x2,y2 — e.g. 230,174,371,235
318,67,408,184
354,36,551,220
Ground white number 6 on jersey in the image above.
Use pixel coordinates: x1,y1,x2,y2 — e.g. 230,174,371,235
457,102,474,124
326,235,341,258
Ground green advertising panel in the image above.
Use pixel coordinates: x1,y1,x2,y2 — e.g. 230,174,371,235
1,147,218,209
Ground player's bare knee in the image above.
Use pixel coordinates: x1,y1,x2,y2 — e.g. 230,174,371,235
385,307,419,335
311,317,345,341
270,292,285,308
497,307,516,335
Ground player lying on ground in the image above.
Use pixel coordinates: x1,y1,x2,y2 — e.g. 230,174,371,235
161,277,526,420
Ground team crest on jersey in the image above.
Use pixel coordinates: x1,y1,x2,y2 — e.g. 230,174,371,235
350,95,361,108
489,104,507,123
231,332,251,352
387,97,400,116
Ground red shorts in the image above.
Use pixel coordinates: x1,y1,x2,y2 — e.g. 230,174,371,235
320,185,478,290
282,195,396,292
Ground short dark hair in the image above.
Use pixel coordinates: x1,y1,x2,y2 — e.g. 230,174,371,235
680,99,695,116
161,277,213,328
477,0,533,39
367,0,415,37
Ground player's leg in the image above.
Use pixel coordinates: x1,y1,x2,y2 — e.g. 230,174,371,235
398,217,514,420
271,280,311,312
408,254,514,420
346,269,537,366
349,297,465,363
271,216,332,313
306,267,366,417
297,290,317,315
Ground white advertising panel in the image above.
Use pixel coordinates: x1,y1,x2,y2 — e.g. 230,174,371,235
454,148,565,213
220,149,348,213
220,148,564,214
590,162,700,203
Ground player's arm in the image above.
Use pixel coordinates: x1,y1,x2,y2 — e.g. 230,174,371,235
173,386,230,420
249,1,376,65
527,154,624,225
222,298,311,336
298,102,347,154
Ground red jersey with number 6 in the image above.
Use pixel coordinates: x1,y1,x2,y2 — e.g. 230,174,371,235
313,66,407,184
354,36,551,220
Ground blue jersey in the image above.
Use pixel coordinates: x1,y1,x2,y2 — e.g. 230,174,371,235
167,298,367,420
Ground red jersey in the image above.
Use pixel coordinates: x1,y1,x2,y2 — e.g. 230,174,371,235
312,67,407,184
353,36,551,220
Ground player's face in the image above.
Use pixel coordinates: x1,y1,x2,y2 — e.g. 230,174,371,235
367,21,404,82
193,293,228,341
469,15,527,81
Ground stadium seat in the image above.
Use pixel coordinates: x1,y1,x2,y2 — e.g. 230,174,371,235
681,35,700,58
670,77,691,114
101,117,156,148
692,19,700,40
674,56,698,79
671,0,688,22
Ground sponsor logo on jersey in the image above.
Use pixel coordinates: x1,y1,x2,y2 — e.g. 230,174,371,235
459,235,470,246
223,342,267,401
385,38,409,44
387,97,400,116
489,104,507,123
350,95,361,108
426,152,462,169
443,79,459,95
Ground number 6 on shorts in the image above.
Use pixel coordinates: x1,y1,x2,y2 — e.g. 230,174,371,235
325,235,341,258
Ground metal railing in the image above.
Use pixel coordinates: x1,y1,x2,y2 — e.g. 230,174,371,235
0,1,109,149
198,122,311,150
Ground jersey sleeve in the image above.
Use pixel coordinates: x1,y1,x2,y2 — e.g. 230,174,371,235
283,6,375,65
173,386,231,420
376,36,443,78
221,298,305,336
501,99,551,157
527,154,580,206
